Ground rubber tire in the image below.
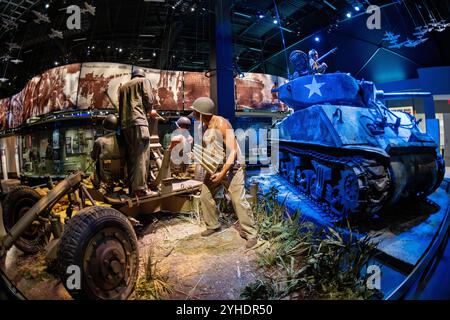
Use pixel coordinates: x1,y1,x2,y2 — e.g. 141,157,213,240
57,206,139,300
2,186,47,254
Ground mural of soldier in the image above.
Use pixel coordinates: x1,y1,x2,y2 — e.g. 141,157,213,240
0,98,10,130
23,75,41,120
235,73,286,111
35,63,81,115
78,63,131,110
183,71,210,109
139,68,183,111
2,62,289,131
9,90,25,128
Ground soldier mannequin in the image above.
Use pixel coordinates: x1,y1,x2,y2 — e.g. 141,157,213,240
169,116,194,178
191,97,258,249
118,68,155,197
309,49,328,74
289,50,310,79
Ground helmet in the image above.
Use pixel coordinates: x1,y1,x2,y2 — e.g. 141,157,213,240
102,114,118,131
309,49,318,59
191,97,215,115
289,50,308,67
289,50,305,62
176,116,191,128
131,68,145,79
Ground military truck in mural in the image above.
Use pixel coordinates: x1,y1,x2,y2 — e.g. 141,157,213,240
274,72,445,217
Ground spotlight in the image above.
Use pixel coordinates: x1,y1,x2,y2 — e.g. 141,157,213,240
119,48,123,52
191,6,195,12
273,19,278,24
45,3,50,9
54,61,59,66
258,14,265,19
354,6,360,12
152,51,157,57
315,36,320,42
346,12,352,18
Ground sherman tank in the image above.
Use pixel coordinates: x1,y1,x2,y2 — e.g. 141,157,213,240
273,72,445,217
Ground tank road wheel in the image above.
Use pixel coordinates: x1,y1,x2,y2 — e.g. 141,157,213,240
336,171,360,217
57,206,139,300
2,186,50,254
298,170,315,194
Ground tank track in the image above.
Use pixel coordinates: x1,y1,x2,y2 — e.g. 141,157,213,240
279,145,391,218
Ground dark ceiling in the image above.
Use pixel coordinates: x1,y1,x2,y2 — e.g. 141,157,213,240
1,0,450,98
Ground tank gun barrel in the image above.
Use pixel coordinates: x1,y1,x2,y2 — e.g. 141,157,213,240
317,47,338,63
376,90,432,101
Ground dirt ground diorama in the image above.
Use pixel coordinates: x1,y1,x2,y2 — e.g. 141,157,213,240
2,186,380,300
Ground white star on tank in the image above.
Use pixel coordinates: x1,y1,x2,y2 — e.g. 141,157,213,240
304,77,325,98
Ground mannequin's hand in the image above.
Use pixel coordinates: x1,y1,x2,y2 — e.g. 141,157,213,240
210,172,225,184
150,109,158,118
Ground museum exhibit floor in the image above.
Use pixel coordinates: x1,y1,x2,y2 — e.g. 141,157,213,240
1,212,259,300
248,167,450,298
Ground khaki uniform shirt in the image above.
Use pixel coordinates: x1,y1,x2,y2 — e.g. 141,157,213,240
118,77,155,129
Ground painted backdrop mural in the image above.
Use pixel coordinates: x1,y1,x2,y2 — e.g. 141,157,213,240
183,71,211,109
140,68,183,111
235,73,286,112
1,63,287,129
8,90,25,128
0,98,10,130
78,63,131,110
34,63,81,116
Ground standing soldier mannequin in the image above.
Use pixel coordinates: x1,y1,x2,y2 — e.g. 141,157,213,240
119,68,155,197
192,97,258,249
309,49,328,74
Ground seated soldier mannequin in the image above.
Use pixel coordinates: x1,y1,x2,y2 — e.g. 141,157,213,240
169,116,194,178
289,50,310,79
309,49,328,74
91,114,124,189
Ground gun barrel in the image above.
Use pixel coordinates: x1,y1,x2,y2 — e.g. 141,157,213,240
317,47,338,62
376,90,432,101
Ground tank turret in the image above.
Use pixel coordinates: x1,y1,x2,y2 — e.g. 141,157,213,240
274,72,444,218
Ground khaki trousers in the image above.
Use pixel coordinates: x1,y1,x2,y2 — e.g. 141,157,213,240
200,167,257,239
123,125,150,193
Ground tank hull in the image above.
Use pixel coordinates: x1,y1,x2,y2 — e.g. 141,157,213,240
275,103,444,217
